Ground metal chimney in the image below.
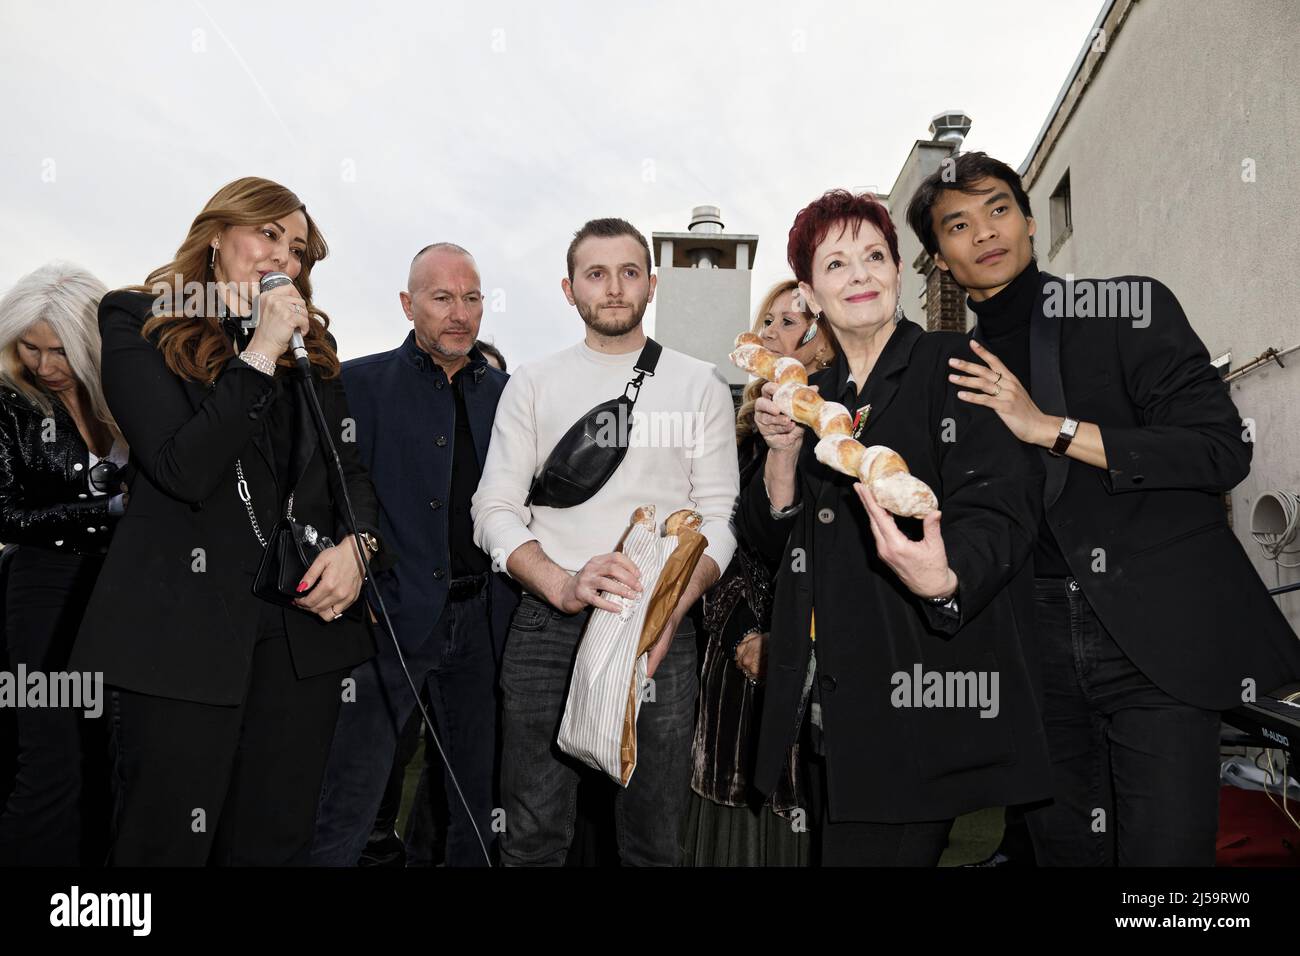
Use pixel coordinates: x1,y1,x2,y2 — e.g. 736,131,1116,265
651,207,758,385
687,205,724,268
929,111,972,146
688,205,724,233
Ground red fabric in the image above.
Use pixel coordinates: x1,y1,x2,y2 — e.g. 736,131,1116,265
1216,785,1300,866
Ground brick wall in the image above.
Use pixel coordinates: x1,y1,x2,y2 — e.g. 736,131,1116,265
921,259,969,333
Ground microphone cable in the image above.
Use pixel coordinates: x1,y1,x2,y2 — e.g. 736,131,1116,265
288,348,494,867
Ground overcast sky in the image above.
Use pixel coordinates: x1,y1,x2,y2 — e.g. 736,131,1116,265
1,0,1104,367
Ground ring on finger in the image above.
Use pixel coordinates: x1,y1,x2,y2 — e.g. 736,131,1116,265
993,384,1002,397
993,371,1003,385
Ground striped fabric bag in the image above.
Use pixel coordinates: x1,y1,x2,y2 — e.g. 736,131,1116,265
557,506,707,786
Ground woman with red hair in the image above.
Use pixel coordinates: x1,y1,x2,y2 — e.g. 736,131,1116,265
736,190,1051,865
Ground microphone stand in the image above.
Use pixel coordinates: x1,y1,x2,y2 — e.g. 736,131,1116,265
288,348,493,867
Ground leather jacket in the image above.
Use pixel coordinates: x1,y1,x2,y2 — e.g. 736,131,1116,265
0,384,127,556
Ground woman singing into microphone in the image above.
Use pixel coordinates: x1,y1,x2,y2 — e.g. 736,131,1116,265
71,177,390,866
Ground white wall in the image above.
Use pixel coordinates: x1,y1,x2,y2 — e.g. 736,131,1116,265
1024,0,1300,630
654,266,754,385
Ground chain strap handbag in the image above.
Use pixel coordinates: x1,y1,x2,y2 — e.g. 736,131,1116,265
238,459,336,608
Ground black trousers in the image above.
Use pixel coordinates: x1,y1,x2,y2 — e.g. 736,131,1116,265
1025,577,1221,866
107,601,348,866
0,546,108,866
802,735,952,867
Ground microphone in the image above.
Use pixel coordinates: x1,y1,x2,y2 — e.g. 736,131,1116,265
259,271,311,371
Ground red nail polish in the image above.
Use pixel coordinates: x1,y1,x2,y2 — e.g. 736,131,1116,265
296,581,309,593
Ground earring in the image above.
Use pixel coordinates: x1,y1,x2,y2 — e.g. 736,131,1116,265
210,244,218,269
894,299,904,324
798,318,819,348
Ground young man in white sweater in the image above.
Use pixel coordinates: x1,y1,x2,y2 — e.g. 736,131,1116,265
472,218,739,865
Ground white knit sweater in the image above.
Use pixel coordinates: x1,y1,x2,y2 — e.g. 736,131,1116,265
471,339,739,578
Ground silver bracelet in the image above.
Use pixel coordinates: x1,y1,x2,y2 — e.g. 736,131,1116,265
238,351,277,376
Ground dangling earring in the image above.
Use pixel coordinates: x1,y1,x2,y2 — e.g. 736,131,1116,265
210,244,218,270
798,317,819,348
893,299,904,324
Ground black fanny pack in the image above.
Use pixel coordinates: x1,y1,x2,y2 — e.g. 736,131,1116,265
525,338,661,509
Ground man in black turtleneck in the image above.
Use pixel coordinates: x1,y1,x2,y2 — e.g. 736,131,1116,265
905,152,1300,866
962,258,1072,581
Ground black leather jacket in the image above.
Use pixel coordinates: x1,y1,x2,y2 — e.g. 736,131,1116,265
0,385,126,555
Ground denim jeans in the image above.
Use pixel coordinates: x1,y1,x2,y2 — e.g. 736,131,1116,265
312,578,499,867
499,592,697,866
1025,577,1221,866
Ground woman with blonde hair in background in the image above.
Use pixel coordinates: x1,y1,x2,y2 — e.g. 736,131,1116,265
0,262,126,865
684,279,835,866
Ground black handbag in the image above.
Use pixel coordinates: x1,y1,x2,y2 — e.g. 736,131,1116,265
252,516,335,608
524,338,661,509
237,459,336,609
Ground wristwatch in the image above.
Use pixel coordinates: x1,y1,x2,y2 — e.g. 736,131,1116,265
357,532,380,556
1049,417,1079,458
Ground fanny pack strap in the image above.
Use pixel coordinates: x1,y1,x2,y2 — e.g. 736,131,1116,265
524,338,662,509
622,338,661,406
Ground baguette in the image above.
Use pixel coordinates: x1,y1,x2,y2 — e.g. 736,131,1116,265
730,334,938,517
729,344,780,381
859,445,908,484
665,509,703,535
814,434,866,476
773,356,808,385
869,470,939,519
771,382,824,429
811,439,937,517
817,401,853,436
729,342,808,386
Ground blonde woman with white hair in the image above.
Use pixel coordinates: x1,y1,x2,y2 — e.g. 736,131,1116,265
0,261,127,866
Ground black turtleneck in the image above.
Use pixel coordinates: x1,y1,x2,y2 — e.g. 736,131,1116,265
967,261,1069,577
967,259,1040,386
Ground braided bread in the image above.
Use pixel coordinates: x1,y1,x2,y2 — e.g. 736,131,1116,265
729,333,937,517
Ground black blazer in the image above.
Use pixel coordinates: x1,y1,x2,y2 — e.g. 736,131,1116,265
737,318,1053,823
341,333,519,661
71,290,391,706
0,386,127,555
999,272,1300,710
